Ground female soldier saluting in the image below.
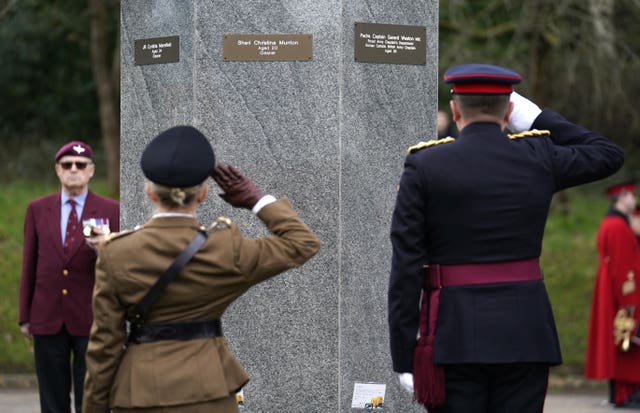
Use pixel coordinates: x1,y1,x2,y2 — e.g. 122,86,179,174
82,125,320,413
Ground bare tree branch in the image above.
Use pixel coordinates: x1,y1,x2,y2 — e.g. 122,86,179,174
88,0,120,196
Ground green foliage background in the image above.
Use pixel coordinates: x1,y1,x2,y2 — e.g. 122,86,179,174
0,0,111,184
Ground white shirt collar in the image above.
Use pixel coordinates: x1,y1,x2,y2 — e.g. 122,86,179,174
151,212,195,219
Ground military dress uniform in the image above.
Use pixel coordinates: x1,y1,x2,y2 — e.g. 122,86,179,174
82,126,320,413
388,64,624,412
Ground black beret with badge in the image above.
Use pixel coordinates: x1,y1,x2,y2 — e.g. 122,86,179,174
140,125,216,187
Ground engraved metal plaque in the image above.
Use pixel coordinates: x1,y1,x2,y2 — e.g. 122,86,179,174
223,34,313,61
134,36,180,65
354,22,426,65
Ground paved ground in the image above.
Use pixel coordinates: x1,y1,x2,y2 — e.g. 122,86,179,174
0,389,630,412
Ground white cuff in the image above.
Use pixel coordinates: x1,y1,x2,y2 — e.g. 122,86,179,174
398,373,414,393
252,195,277,214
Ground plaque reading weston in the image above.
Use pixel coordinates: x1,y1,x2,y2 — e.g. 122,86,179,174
354,23,426,65
134,36,180,65
223,34,313,61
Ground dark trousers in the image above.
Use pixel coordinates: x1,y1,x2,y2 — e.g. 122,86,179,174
430,363,549,413
34,326,88,413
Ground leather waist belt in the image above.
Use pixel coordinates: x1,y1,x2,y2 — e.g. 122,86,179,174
129,319,222,344
425,258,542,290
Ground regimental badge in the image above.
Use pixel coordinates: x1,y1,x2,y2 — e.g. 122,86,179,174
623,271,636,296
407,137,455,154
73,144,86,154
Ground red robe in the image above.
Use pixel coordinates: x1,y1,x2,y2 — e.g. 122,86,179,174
586,210,640,382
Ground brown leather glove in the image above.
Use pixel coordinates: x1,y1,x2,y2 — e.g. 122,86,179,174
212,163,264,210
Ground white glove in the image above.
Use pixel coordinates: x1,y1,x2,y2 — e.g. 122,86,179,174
507,91,541,132
398,373,414,393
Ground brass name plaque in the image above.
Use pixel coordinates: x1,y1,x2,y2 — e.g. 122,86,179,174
354,23,426,65
134,36,180,66
223,34,313,61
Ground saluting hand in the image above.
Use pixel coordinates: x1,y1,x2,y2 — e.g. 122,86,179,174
212,163,264,210
506,91,542,133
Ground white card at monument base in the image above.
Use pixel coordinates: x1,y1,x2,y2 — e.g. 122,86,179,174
351,382,386,410
236,389,245,408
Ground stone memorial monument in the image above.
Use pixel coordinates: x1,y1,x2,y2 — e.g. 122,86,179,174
120,1,438,411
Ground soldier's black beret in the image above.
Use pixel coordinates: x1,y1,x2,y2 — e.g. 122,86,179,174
141,125,215,187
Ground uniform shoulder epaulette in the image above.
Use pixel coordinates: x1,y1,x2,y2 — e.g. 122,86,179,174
103,227,141,244
508,129,550,140
407,137,455,154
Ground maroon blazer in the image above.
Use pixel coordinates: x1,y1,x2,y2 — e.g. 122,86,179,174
19,190,119,336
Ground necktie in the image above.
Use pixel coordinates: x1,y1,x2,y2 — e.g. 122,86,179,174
64,199,78,257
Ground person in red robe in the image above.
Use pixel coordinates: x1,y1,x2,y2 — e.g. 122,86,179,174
586,182,640,407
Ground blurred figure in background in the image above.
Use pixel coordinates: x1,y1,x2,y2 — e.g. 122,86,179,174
19,141,120,413
436,109,458,139
586,183,640,408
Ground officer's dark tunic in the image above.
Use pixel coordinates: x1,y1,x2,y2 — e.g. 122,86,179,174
389,109,624,373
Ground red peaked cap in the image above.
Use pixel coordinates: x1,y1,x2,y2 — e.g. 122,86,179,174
444,63,522,94
605,182,636,197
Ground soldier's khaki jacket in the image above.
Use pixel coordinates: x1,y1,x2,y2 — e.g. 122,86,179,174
82,199,320,413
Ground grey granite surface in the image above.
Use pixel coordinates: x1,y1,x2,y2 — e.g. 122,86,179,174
121,1,437,411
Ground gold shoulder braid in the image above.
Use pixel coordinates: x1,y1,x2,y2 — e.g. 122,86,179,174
508,129,551,140
407,137,455,154
205,216,232,234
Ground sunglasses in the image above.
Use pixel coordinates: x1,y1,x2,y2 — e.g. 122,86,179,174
59,161,91,170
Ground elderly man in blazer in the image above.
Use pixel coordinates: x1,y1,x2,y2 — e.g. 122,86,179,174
19,141,119,413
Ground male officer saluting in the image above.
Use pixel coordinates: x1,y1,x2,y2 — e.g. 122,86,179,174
388,63,624,412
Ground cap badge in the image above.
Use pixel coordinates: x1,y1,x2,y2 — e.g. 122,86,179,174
73,145,86,154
